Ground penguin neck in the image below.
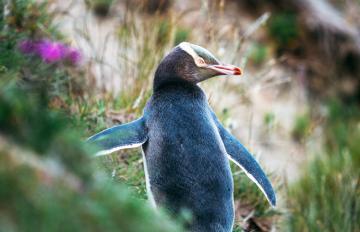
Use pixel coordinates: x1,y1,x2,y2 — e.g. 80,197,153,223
153,73,196,93
153,74,206,101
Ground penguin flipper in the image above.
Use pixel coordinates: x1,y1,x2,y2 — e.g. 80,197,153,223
87,117,148,156
211,114,276,206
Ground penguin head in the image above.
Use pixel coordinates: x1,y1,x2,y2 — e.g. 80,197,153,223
154,42,242,88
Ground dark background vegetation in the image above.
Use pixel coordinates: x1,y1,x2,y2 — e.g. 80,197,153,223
0,0,359,231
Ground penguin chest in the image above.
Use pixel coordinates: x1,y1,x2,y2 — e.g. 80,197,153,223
142,108,234,214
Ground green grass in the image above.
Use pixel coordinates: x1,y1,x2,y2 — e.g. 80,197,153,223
285,101,360,231
0,80,183,232
0,1,182,231
286,150,359,231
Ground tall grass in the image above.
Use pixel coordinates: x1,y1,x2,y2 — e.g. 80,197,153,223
0,1,182,231
285,101,360,231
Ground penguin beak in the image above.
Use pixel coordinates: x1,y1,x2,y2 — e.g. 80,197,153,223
207,64,242,76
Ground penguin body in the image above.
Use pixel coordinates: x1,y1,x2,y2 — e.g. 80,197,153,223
144,83,234,231
88,42,276,232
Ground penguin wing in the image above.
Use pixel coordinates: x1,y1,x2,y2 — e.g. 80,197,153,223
211,112,276,207
87,117,148,156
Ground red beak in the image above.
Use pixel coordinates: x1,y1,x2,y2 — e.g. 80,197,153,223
207,64,242,76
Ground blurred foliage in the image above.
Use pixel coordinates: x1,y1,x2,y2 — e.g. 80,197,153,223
1,82,67,154
141,0,173,14
249,42,268,65
268,12,299,48
286,101,360,231
0,81,182,232
174,27,191,45
292,113,311,142
156,20,171,46
324,101,360,153
0,1,182,231
263,112,276,128
3,0,48,33
0,0,60,39
124,0,172,14
86,0,114,17
114,15,182,116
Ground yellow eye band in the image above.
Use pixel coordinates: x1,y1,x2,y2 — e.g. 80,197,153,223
179,42,206,67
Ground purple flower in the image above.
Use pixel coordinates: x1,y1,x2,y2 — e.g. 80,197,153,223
65,47,82,66
36,40,67,63
18,38,82,66
18,40,36,54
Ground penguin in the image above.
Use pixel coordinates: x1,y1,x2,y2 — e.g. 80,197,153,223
87,42,276,232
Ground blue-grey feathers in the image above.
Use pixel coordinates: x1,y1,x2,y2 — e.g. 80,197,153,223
87,110,276,207
87,117,148,156
212,112,276,207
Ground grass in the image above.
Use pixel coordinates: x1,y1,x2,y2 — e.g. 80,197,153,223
0,1,182,231
285,101,360,231
0,80,183,232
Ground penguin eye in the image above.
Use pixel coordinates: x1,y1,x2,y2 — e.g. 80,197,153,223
197,58,206,66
